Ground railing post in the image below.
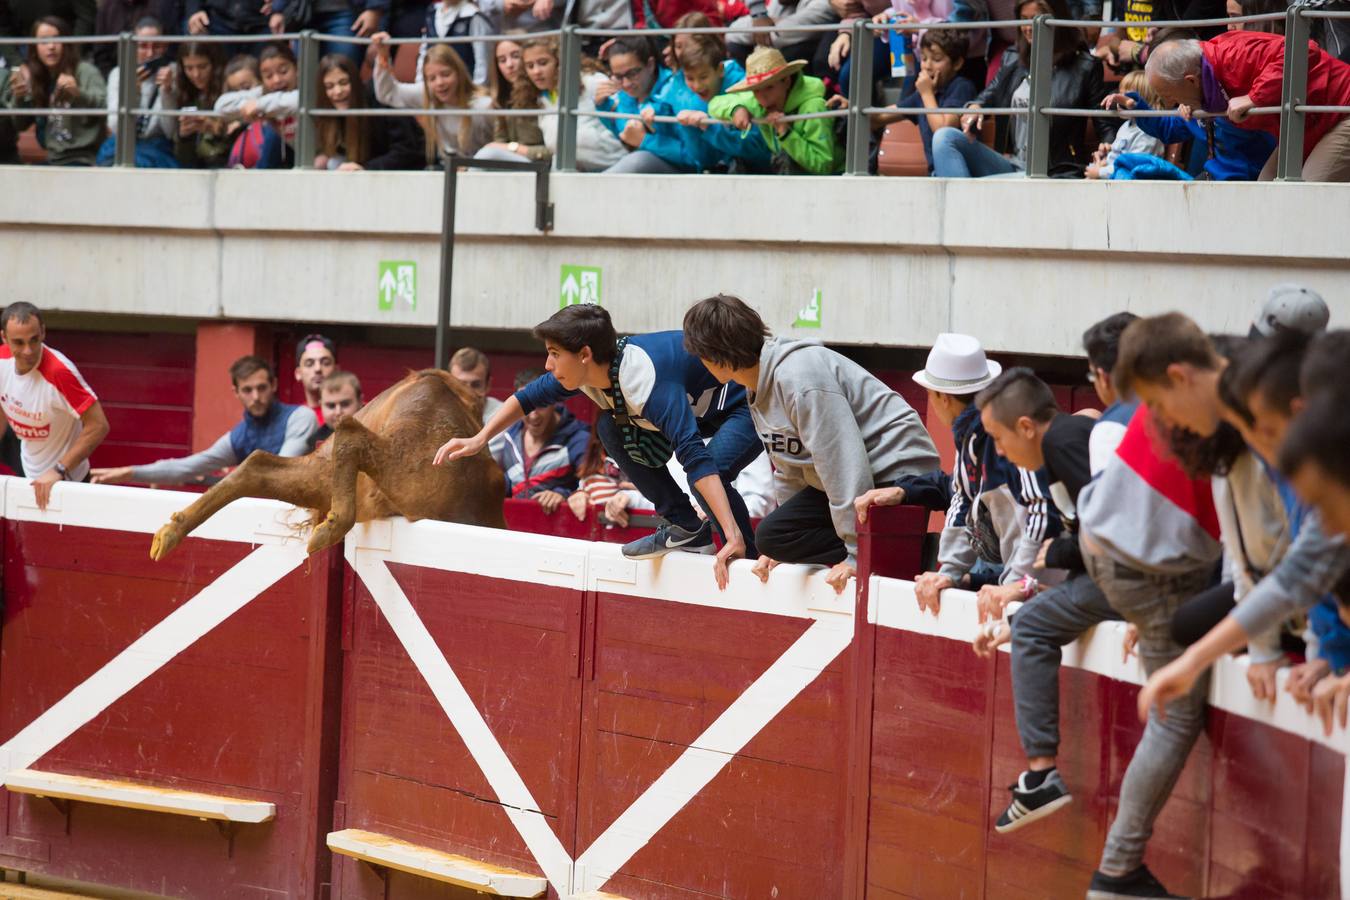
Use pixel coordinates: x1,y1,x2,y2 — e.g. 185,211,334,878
1025,14,1053,178
295,30,319,168
115,32,138,167
1276,3,1309,181
436,155,461,370
844,18,874,176
555,25,581,172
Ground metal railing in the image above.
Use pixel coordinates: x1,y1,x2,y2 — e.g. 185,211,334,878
1,5,1347,180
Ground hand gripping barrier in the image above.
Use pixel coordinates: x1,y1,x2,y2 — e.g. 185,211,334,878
0,476,1342,898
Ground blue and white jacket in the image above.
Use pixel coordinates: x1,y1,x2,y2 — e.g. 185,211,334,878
596,67,695,171
514,331,744,484
937,404,1062,586
492,406,590,499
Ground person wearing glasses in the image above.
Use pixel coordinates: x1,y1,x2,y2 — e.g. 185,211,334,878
595,35,695,173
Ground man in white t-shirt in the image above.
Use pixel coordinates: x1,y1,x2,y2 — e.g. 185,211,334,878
0,303,111,511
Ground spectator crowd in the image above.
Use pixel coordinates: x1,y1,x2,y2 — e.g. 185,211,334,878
3,0,1350,177
4,281,1350,898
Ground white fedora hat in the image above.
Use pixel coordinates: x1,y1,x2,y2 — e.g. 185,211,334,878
912,333,1002,395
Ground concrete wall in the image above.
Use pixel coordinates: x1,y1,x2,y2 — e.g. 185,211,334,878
2,166,1346,357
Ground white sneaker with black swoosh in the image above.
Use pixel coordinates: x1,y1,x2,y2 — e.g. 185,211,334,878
621,521,715,560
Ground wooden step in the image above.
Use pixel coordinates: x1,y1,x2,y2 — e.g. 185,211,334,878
4,770,275,823
327,829,546,896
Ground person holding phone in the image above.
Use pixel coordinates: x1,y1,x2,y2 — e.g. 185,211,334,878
99,15,179,167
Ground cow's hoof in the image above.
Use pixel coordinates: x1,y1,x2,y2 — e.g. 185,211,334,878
150,518,185,560
307,512,348,554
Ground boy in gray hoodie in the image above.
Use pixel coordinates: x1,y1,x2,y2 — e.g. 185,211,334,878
683,294,941,593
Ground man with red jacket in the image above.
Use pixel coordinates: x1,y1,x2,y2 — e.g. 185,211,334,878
1145,30,1350,181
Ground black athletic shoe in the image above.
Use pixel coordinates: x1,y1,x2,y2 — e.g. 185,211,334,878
1086,865,1189,899
994,768,1073,833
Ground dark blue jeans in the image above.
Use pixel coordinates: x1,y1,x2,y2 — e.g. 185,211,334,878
311,8,364,64
595,404,762,558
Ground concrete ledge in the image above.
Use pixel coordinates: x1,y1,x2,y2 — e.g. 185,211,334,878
0,167,1344,356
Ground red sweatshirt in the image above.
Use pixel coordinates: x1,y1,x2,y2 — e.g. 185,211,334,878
1202,30,1350,160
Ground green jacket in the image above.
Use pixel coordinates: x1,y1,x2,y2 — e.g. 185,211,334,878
707,74,842,175
15,60,107,166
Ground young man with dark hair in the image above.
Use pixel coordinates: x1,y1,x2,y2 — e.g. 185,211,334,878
435,303,762,589
682,294,940,594
491,368,590,515
0,302,111,511
972,366,1123,834
294,333,337,425
1082,311,1138,472
309,370,363,450
1140,330,1350,734
93,355,317,485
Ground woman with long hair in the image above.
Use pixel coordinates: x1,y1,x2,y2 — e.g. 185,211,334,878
488,35,524,109
371,33,493,164
161,41,231,168
8,16,107,165
474,35,628,170
931,0,1114,178
313,54,425,170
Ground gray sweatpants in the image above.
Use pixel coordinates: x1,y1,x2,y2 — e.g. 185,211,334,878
1083,550,1213,877
1010,572,1122,760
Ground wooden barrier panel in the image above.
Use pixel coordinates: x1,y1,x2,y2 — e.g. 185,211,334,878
0,479,342,898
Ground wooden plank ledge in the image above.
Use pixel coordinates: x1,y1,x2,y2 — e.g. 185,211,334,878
326,829,546,897
4,769,276,824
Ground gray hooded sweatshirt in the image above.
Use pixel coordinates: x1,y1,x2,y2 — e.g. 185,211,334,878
751,337,940,565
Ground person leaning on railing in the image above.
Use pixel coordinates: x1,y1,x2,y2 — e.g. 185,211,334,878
5,16,108,166
932,0,1115,178
707,45,845,174
98,15,178,168
1146,30,1350,181
596,35,697,173
312,54,426,170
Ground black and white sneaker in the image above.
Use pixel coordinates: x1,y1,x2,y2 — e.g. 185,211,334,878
1086,865,1189,899
621,521,715,560
994,767,1073,834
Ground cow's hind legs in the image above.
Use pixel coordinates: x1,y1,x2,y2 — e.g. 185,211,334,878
151,451,331,560
307,418,384,554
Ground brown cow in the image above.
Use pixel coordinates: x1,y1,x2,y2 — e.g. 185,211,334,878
149,369,505,560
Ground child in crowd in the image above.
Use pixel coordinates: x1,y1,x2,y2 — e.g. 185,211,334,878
100,16,176,168
215,43,300,168
313,55,426,171
669,32,775,172
6,16,107,166
874,28,977,174
475,36,628,170
1103,63,1276,180
596,36,692,173
372,33,493,163
161,43,231,169
566,428,630,522
707,45,843,174
493,369,590,513
487,36,524,109
419,0,496,85
683,294,941,594
434,304,764,590
908,333,1060,615
1085,70,1165,179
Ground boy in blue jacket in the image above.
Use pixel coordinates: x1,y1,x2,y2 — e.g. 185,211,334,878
667,42,774,172
435,304,763,590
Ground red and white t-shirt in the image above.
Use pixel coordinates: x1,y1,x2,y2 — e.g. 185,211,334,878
0,344,98,481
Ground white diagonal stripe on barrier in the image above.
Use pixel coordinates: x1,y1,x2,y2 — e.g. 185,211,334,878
0,543,307,780
574,613,855,894
349,549,574,897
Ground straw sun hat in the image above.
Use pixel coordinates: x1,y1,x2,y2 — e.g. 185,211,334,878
726,46,809,93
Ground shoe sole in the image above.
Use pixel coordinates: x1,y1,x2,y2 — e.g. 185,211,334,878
993,793,1073,834
622,542,716,561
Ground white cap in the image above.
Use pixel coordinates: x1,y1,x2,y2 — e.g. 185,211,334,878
912,333,1002,395
1251,284,1329,338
